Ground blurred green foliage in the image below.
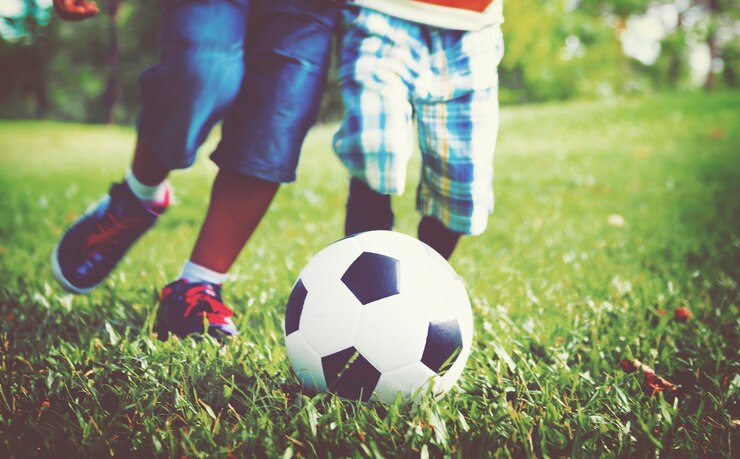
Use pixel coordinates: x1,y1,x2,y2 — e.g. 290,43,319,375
0,0,738,123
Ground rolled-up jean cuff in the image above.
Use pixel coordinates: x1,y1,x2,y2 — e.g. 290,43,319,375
210,150,297,184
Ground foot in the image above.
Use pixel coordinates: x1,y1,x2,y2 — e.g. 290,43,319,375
155,280,238,340
51,182,169,293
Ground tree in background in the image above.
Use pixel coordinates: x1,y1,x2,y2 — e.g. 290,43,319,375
578,0,654,92
0,0,55,118
0,0,737,124
1,0,157,123
579,0,738,92
692,0,737,91
103,0,120,123
498,0,576,103
500,0,646,102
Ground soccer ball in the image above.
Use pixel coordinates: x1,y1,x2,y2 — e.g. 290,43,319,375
284,230,473,404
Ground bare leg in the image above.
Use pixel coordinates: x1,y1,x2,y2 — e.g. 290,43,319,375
131,140,170,186
189,169,279,273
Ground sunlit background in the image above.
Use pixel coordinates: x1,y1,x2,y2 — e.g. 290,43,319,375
0,0,737,124
0,0,51,40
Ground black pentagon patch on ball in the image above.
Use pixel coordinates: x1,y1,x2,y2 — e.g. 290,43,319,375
421,319,463,375
322,347,381,402
341,252,400,305
284,279,307,336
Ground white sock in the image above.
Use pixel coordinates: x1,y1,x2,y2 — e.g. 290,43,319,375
179,260,228,285
126,170,168,204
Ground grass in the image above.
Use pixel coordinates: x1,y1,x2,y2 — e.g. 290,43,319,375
0,91,738,457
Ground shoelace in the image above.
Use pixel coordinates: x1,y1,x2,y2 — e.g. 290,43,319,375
85,211,145,254
181,285,234,325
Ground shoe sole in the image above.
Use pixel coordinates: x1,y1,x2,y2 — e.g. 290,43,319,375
50,241,97,295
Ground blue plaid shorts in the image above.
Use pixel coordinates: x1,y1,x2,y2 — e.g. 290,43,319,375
333,7,504,235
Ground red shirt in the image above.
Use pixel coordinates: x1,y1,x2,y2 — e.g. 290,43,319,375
352,0,503,30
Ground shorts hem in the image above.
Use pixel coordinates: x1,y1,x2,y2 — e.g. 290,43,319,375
210,154,296,184
416,202,492,236
136,129,197,171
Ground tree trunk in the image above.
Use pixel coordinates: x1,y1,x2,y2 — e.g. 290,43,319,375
666,12,684,87
33,54,49,117
615,15,632,93
704,0,721,91
104,0,121,124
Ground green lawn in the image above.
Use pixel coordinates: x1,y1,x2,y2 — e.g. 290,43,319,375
0,91,738,457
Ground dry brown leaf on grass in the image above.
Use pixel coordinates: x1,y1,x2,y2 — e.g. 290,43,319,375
620,358,677,396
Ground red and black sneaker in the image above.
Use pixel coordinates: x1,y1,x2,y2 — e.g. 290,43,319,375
155,280,238,340
51,182,169,294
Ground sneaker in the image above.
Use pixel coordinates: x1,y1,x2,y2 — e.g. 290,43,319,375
155,280,238,340
51,182,168,294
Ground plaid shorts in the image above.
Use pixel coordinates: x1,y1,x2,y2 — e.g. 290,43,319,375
333,7,504,235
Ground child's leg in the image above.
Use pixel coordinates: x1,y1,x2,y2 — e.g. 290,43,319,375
193,0,337,273
130,140,169,187
345,177,394,236
124,140,171,205
334,9,417,236
418,216,462,260
188,169,279,274
415,85,499,256
156,0,340,340
51,0,248,294
160,170,278,340
414,24,504,257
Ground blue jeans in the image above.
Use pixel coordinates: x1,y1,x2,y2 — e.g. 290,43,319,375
137,0,339,183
